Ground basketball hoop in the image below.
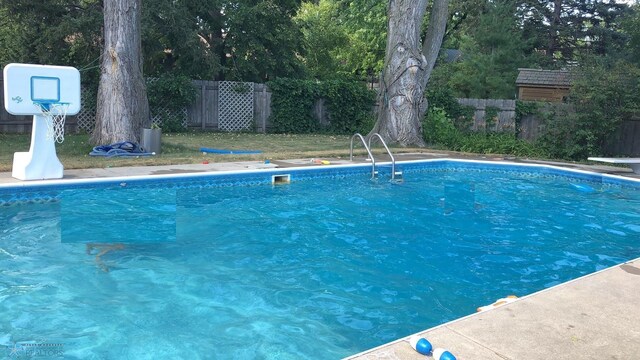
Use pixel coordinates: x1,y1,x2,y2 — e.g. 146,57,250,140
4,63,81,180
35,101,69,144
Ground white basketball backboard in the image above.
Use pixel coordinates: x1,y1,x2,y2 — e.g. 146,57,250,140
3,63,81,116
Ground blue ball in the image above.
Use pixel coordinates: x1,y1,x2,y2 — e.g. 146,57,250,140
439,350,457,360
414,338,432,355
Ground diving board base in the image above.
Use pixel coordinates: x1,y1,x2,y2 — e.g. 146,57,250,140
587,157,640,174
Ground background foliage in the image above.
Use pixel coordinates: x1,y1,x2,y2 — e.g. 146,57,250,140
536,58,640,160
268,79,374,134
146,73,198,132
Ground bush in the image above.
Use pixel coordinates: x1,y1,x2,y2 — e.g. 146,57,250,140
146,73,197,133
426,87,474,131
423,106,547,157
423,107,460,148
321,80,375,134
267,79,319,133
267,78,375,134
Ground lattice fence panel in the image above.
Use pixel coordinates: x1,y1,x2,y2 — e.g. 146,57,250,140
75,79,188,133
218,81,254,131
76,87,97,132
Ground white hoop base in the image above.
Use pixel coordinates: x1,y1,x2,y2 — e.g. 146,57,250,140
12,115,63,180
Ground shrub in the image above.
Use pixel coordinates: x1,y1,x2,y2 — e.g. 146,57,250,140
423,106,547,157
321,80,375,134
422,107,460,148
267,79,319,133
267,78,375,134
146,73,197,132
426,87,474,131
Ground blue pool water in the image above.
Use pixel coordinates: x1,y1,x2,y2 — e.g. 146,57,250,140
1,162,640,359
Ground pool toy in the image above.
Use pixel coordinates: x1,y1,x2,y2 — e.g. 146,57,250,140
200,147,262,154
433,348,457,360
477,295,518,312
311,159,331,165
409,335,432,355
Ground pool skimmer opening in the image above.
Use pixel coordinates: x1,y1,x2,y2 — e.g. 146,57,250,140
272,174,291,185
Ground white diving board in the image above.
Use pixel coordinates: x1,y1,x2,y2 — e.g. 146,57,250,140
588,157,640,174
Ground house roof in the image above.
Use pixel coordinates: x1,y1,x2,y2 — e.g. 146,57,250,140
516,68,571,87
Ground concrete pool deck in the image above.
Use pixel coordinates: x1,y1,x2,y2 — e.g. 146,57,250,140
1,154,639,359
347,258,640,360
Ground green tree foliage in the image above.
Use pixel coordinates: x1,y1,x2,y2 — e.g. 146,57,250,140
0,0,103,85
519,0,631,64
295,0,387,81
338,0,387,79
222,0,306,82
433,1,529,98
0,0,305,84
295,0,350,80
621,4,640,66
142,0,306,81
142,0,222,79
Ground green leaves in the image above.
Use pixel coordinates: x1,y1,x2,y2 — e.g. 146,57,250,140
421,106,544,157
268,78,374,134
294,0,386,80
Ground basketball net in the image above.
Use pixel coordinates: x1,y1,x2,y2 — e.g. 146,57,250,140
37,103,68,144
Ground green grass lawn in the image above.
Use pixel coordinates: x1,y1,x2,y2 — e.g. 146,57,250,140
0,131,426,172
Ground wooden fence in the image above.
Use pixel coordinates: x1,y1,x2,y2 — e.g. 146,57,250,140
606,119,640,156
188,80,272,132
456,98,516,132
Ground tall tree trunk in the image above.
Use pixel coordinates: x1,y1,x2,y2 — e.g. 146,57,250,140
91,0,149,145
370,0,449,147
547,0,562,60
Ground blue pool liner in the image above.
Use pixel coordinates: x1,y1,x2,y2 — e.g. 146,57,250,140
200,147,262,155
90,141,154,157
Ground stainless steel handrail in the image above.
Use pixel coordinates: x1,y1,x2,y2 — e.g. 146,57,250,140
368,133,398,180
350,133,376,178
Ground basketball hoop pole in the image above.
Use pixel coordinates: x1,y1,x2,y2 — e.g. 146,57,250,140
12,114,63,180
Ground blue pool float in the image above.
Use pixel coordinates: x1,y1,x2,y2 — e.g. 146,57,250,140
200,147,262,155
409,336,433,355
433,348,457,360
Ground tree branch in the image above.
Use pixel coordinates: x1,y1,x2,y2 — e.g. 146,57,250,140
421,0,449,85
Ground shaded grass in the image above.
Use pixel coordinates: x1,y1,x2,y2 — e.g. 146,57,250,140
0,131,426,172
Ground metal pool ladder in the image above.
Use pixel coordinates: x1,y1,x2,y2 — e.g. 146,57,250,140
350,133,402,180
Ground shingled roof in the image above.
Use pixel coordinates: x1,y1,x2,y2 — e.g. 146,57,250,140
516,68,571,87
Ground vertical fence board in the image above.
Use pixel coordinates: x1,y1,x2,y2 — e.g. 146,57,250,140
456,98,516,133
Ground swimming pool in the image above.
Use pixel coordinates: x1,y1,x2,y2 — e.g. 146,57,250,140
1,160,640,359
